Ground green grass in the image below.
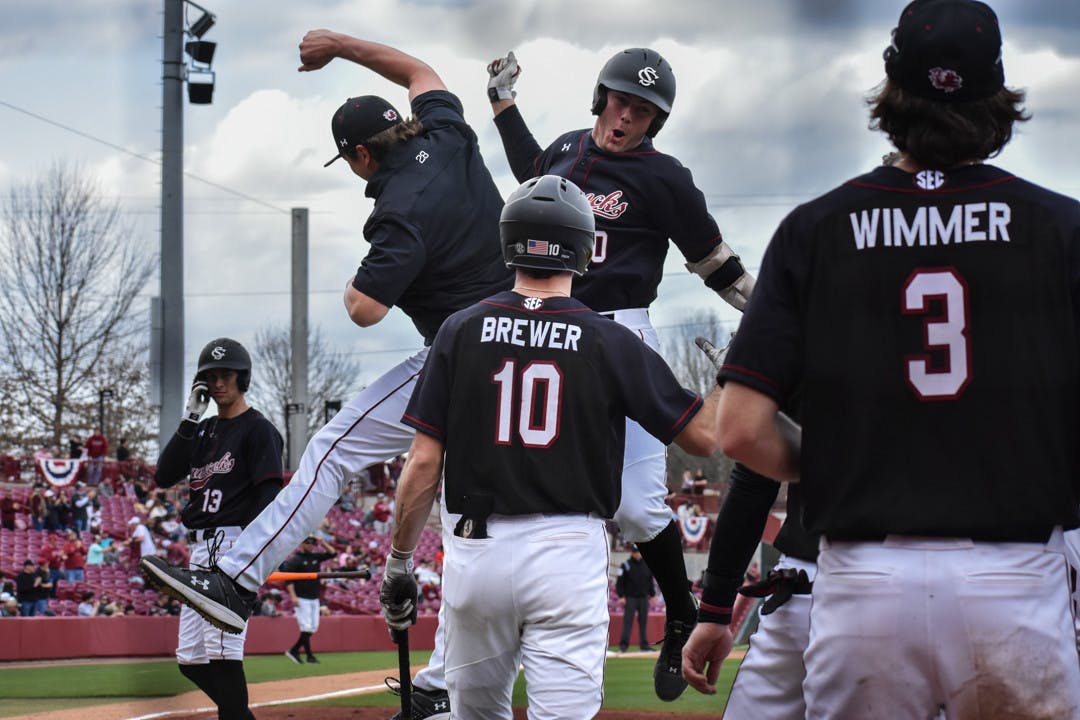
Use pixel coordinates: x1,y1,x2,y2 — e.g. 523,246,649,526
0,650,739,717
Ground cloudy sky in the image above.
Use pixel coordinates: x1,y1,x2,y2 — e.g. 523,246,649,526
2,0,1078,413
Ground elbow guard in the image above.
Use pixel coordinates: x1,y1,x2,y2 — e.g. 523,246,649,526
688,242,756,311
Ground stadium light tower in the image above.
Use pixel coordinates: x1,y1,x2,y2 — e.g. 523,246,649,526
156,0,218,449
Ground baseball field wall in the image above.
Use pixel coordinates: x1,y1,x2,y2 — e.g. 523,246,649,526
0,612,667,661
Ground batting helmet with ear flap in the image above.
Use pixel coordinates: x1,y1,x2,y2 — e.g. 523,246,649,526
591,47,676,138
196,338,252,392
500,175,596,276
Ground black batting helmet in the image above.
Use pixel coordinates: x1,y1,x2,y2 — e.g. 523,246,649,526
500,175,595,276
196,338,252,392
591,48,676,138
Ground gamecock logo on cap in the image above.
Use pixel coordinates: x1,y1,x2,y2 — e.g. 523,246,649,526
383,109,398,121
637,67,659,86
928,67,963,93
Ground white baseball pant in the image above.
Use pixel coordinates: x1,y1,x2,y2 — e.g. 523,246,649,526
442,513,610,720
294,596,321,634
1063,527,1080,653
176,527,247,663
804,531,1080,719
722,555,816,719
216,349,427,591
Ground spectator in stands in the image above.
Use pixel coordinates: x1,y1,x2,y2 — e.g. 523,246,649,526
1,596,18,617
38,534,63,598
368,461,388,495
68,437,84,459
78,591,97,617
62,528,87,582
54,489,72,532
256,590,281,617
102,537,120,566
680,470,696,495
692,467,708,494
126,515,156,564
336,486,357,513
86,533,106,566
85,429,108,486
27,487,45,530
97,474,115,498
32,443,52,463
372,493,392,535
0,487,21,530
95,594,120,616
16,559,51,616
71,483,91,533
387,454,405,484
115,437,131,463
415,559,441,588
166,536,191,567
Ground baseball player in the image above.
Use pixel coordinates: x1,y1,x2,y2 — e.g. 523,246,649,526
483,46,755,700
139,30,512,719
282,536,336,664
715,1,1080,717
380,174,723,720
151,337,284,720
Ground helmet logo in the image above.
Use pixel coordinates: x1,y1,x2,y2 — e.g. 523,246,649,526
637,66,660,86
522,297,544,311
211,346,227,360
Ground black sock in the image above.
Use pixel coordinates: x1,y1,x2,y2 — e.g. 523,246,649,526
208,659,250,720
178,663,224,705
635,521,695,623
298,631,312,655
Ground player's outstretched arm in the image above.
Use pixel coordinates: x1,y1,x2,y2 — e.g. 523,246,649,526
486,51,520,117
298,30,445,101
681,622,734,695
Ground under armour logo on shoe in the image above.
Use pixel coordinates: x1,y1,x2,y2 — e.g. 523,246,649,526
191,577,210,590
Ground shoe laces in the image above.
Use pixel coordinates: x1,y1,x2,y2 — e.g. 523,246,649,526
191,529,226,573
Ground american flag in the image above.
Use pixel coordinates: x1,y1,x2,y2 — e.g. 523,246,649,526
527,239,549,255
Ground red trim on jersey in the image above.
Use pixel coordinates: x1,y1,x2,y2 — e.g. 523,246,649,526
846,174,1015,194
234,370,420,581
671,395,703,434
402,413,442,438
721,364,782,392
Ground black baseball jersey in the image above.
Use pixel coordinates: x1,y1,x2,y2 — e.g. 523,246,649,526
155,408,284,529
494,107,736,312
280,551,335,599
721,163,1080,542
352,90,512,344
402,290,702,517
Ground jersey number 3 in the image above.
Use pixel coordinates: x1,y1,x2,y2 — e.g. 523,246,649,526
901,267,971,400
492,360,563,447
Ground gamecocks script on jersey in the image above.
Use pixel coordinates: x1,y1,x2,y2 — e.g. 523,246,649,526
850,202,1011,249
480,316,582,350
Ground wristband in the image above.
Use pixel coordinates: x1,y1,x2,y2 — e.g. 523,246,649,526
697,599,733,625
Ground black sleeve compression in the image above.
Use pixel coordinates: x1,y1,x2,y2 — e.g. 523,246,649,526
154,425,197,489
492,105,544,183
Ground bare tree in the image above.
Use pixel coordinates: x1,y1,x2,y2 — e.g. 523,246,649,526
0,163,155,447
658,309,735,494
246,323,362,441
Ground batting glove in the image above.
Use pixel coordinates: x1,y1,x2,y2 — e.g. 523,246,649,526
695,336,733,381
183,380,210,425
380,552,418,631
487,51,521,102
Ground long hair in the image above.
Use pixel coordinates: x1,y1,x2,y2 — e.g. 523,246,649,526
344,117,425,163
868,79,1030,168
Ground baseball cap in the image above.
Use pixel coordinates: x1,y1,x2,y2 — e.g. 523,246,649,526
128,516,141,525
884,0,1004,102
303,536,317,544
323,95,403,167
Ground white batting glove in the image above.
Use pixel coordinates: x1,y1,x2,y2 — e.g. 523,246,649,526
380,552,418,631
183,380,210,424
487,51,521,102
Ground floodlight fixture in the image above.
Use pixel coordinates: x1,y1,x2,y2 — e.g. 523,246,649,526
187,69,215,104
185,40,216,65
189,10,216,38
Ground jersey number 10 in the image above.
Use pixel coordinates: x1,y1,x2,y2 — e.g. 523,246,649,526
491,360,564,447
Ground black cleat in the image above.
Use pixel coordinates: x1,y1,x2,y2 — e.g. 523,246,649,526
386,679,451,720
139,556,255,634
305,654,320,664
653,617,696,701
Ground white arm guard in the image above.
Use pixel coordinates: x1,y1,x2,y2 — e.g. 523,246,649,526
685,242,756,312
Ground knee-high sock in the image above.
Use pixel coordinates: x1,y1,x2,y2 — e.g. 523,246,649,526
179,662,224,706
208,659,251,720
635,520,695,623
291,631,312,655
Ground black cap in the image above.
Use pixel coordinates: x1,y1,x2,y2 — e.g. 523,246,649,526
884,0,1004,102
324,96,404,167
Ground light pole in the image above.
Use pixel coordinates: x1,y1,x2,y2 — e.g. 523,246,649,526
157,0,218,449
98,388,115,433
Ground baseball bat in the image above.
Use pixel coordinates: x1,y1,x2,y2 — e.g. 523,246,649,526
393,628,412,718
266,568,372,582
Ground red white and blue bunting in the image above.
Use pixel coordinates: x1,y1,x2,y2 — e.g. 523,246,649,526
679,515,709,545
37,458,82,487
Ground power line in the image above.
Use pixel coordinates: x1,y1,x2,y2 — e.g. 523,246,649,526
0,98,291,215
